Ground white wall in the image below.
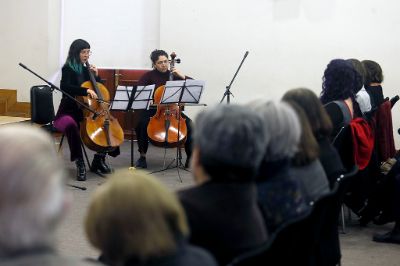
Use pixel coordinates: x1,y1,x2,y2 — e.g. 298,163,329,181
0,0,60,102
63,0,160,69
160,0,400,144
0,0,159,104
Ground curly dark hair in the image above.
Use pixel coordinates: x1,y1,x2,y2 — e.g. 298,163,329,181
150,49,168,65
320,59,359,104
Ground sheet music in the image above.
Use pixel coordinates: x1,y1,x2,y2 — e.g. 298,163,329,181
181,80,205,103
111,85,155,110
112,85,133,110
161,80,205,104
131,85,155,110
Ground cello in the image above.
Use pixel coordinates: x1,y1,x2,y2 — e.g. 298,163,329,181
147,52,187,147
79,62,124,152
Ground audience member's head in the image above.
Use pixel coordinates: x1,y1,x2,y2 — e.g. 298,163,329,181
362,60,384,85
85,170,189,265
320,59,359,104
192,104,268,183
347,58,366,93
282,88,333,139
0,125,67,255
250,100,301,162
284,102,320,166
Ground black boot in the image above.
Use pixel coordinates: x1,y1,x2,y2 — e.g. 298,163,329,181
91,153,112,174
373,223,400,244
135,156,147,169
75,158,86,181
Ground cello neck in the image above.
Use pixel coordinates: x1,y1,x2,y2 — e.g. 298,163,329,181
86,61,103,101
169,52,176,81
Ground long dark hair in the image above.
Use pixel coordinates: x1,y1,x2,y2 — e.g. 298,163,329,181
65,39,90,74
285,101,320,166
282,88,333,139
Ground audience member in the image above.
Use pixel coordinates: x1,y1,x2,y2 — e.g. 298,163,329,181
0,125,97,266
359,60,400,244
251,101,309,232
286,102,330,202
362,60,385,109
347,58,372,114
282,88,345,186
320,59,361,137
178,104,269,265
85,170,217,266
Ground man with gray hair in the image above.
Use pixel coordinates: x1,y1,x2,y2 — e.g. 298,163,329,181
0,125,98,266
178,104,269,265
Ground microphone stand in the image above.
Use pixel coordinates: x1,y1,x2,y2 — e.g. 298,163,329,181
220,51,249,104
19,63,100,191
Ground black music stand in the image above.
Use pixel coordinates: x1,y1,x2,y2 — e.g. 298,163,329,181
111,84,155,168
150,79,205,182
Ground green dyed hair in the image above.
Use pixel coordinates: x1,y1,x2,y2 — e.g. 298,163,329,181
65,39,90,74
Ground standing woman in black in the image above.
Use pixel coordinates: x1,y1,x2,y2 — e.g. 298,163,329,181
54,39,118,181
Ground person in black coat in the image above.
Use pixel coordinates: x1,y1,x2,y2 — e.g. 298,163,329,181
54,39,119,181
178,104,269,265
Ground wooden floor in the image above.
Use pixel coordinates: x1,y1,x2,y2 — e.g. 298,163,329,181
0,115,30,125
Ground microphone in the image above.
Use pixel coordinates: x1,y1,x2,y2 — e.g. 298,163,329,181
19,63,28,69
398,128,400,135
244,51,249,58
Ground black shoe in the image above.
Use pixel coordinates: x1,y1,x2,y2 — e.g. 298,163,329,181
135,156,147,169
91,153,112,174
358,203,379,226
373,212,395,226
75,158,86,181
184,158,190,168
373,229,400,244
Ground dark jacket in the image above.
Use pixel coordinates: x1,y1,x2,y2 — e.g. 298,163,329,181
99,240,217,266
178,181,268,265
129,243,215,266
318,137,345,186
55,64,101,122
257,159,310,232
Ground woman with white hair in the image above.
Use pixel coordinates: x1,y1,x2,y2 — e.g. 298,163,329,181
0,125,96,266
251,101,310,232
178,104,269,265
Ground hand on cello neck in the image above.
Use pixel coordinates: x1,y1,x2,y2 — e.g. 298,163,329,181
87,89,98,99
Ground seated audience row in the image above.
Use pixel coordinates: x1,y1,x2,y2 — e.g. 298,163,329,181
320,58,400,244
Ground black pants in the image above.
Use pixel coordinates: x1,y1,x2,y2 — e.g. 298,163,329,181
135,109,193,159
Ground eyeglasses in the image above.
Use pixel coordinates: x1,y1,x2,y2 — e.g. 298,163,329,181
155,60,169,65
80,50,92,56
